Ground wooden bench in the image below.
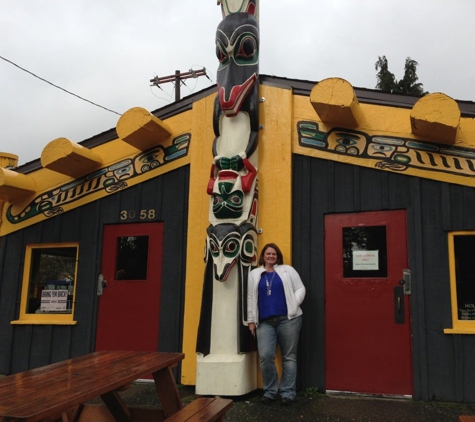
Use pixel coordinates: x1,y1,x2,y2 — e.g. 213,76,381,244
164,398,233,422
459,416,475,422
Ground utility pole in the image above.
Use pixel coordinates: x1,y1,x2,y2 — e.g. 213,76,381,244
150,68,209,102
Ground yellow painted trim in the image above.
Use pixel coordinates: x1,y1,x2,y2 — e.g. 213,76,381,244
258,84,293,262
15,242,79,325
181,96,215,385
0,145,191,237
0,168,36,202
1,109,193,237
294,140,475,188
41,138,103,178
444,328,475,335
117,107,172,151
11,320,78,325
292,94,475,189
411,93,460,144
445,231,475,334
310,78,359,127
0,152,19,168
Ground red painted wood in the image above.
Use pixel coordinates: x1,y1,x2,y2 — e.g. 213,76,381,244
96,222,164,352
325,210,413,396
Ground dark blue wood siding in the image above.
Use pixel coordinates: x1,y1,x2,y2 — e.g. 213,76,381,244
0,166,189,375
293,154,475,402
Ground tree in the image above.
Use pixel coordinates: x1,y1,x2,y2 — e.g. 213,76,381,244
375,56,396,93
375,56,426,96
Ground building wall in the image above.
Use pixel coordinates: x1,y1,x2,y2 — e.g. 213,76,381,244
1,78,475,401
293,154,475,402
0,166,189,374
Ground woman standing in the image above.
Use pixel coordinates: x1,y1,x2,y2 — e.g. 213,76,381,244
247,243,306,405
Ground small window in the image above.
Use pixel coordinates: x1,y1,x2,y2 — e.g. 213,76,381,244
445,232,475,334
115,236,149,280
342,226,388,278
12,244,79,325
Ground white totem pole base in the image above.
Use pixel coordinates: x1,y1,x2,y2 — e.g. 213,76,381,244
196,352,257,396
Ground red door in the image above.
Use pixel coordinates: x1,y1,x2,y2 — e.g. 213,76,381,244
95,222,163,351
325,210,412,396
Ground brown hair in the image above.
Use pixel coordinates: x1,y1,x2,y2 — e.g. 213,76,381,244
258,243,284,266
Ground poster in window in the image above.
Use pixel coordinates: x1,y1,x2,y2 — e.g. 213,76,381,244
41,290,68,312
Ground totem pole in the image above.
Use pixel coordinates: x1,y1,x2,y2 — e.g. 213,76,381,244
195,0,260,396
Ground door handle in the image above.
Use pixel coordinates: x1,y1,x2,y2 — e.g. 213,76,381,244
398,269,412,295
97,274,107,296
403,269,411,295
394,286,405,324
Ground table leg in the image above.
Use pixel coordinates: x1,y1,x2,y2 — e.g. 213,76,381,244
152,366,183,418
61,404,84,422
100,390,132,422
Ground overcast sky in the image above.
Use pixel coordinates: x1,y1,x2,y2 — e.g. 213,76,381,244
1,0,474,166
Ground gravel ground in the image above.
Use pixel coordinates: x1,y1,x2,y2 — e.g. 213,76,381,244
104,382,475,422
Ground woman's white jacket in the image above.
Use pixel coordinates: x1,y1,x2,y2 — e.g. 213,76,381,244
247,264,306,326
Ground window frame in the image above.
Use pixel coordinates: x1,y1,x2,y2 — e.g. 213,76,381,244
11,243,79,325
444,231,475,334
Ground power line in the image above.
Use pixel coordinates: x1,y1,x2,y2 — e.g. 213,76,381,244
150,68,210,102
0,55,121,116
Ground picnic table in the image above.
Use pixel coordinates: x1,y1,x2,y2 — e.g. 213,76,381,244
0,350,232,422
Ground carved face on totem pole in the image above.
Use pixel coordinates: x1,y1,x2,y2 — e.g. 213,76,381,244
208,7,259,227
195,0,260,357
205,222,258,282
211,170,244,220
215,12,259,117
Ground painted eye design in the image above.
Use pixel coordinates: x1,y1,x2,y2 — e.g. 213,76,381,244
336,134,359,147
216,42,228,64
334,133,361,154
371,144,395,153
237,36,256,59
229,194,242,205
209,239,220,257
240,236,256,264
223,238,240,258
213,196,224,206
233,32,258,65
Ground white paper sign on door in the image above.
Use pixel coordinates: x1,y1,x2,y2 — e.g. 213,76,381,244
352,250,379,271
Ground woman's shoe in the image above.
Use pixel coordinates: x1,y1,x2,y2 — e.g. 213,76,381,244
280,397,294,406
260,395,274,404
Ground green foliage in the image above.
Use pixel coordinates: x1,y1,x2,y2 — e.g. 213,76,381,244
375,55,426,96
303,386,321,397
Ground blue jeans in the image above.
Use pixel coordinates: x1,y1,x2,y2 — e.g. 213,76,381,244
256,315,302,400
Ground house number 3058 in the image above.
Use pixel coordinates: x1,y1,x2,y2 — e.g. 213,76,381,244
120,209,156,221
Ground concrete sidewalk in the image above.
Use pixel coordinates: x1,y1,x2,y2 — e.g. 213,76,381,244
110,382,475,422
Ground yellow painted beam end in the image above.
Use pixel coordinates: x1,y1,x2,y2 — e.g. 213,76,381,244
410,93,460,144
41,138,103,178
310,78,359,127
0,168,36,201
0,152,19,169
117,107,173,150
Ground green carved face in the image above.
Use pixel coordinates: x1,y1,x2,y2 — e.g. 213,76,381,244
212,180,244,219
